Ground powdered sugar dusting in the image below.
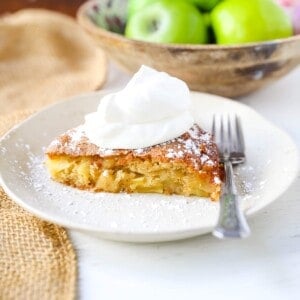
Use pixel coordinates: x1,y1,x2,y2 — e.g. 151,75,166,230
166,148,184,159
15,143,255,234
21,152,221,233
134,148,144,154
68,125,85,146
9,145,258,237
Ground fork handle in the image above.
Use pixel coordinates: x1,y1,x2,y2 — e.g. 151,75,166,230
213,160,250,239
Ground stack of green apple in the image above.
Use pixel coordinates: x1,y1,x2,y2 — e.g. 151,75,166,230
125,0,293,45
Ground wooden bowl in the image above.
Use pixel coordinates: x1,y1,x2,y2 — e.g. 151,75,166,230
77,0,300,98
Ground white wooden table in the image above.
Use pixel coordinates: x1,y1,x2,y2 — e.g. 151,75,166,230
70,63,300,300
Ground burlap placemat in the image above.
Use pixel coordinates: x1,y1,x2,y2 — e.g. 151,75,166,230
0,8,107,115
0,110,77,300
0,8,108,299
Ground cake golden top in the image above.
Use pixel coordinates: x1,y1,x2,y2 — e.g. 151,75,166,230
46,124,220,174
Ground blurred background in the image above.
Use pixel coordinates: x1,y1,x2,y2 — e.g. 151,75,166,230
0,0,85,16
1,0,300,99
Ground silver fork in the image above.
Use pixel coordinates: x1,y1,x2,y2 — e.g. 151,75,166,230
212,115,250,239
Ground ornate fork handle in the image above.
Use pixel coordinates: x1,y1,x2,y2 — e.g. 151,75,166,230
213,160,250,239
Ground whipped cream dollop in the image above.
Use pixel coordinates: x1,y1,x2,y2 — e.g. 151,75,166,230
84,65,194,149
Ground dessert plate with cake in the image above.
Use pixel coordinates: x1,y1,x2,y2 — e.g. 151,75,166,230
0,67,298,242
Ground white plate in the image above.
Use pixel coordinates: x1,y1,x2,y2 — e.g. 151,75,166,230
0,91,298,242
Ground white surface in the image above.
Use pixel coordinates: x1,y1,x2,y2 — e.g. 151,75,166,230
2,91,297,243
70,63,300,299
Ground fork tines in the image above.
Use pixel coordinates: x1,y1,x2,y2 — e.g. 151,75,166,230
212,114,245,164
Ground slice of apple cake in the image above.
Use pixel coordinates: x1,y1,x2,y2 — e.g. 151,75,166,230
45,123,222,200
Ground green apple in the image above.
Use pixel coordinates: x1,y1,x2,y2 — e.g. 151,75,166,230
188,0,221,11
203,12,211,28
125,0,208,44
127,0,221,17
211,0,293,44
127,0,157,18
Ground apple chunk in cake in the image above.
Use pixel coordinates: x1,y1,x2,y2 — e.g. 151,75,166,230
45,124,222,200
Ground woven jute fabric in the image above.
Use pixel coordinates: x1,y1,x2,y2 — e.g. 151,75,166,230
0,8,107,299
0,110,77,300
0,8,107,115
